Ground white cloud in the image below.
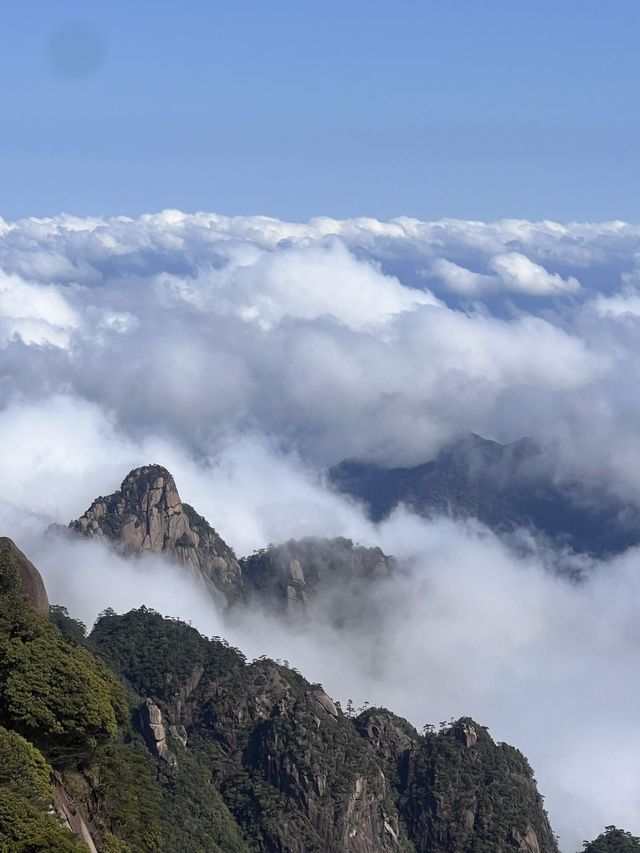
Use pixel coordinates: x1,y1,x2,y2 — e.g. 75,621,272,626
2,210,640,848
430,257,497,295
0,271,80,347
490,251,581,295
592,287,640,318
156,239,441,331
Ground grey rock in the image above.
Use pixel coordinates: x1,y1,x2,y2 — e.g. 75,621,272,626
0,537,49,615
140,698,176,766
68,464,242,600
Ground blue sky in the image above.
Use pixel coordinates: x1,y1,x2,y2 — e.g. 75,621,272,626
2,0,639,221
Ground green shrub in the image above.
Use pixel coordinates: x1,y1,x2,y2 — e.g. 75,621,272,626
0,601,126,761
0,788,84,852
0,725,51,803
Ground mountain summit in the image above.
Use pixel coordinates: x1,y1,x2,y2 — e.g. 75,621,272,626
68,464,242,598
67,465,402,612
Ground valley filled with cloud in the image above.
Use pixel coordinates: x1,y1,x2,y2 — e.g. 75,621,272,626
3,210,640,850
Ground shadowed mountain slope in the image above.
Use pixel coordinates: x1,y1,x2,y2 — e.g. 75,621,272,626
330,433,640,555
0,541,563,852
240,536,396,613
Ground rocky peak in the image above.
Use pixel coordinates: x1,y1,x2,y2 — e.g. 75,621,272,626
68,464,242,599
0,537,49,615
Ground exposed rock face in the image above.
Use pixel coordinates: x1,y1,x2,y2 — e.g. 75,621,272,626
89,608,560,853
68,464,242,599
513,825,542,853
66,468,401,615
52,776,99,853
140,698,176,766
356,709,417,787
240,536,396,617
458,720,478,748
0,537,49,615
308,687,339,718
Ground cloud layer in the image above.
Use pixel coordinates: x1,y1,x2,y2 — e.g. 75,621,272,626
2,209,639,478
2,210,640,850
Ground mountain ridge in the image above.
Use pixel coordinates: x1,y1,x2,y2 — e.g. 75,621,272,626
0,538,560,852
64,465,401,613
0,536,631,851
329,432,640,555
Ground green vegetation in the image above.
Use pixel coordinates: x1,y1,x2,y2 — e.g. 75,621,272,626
0,725,52,802
0,551,126,762
161,738,249,853
582,827,640,851
0,727,85,851
0,788,86,852
91,741,164,851
48,604,87,644
89,605,245,698
399,718,558,853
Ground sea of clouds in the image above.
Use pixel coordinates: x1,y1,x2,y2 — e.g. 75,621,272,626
2,210,640,850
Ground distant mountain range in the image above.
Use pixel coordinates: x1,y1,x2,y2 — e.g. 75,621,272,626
1,462,637,850
330,433,640,556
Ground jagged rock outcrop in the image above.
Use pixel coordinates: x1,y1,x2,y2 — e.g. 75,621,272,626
355,709,417,791
0,536,49,615
65,467,401,615
140,698,177,766
396,718,559,853
240,536,396,617
513,825,542,853
88,608,560,853
68,464,242,599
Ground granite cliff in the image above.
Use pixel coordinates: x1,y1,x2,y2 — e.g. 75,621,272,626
0,539,628,851
68,464,243,599
0,536,49,615
65,465,400,614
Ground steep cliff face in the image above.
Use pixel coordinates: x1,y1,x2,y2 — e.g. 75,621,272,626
396,719,559,853
91,607,407,853
87,607,561,853
67,466,401,614
0,536,49,615
240,537,396,615
68,464,242,599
